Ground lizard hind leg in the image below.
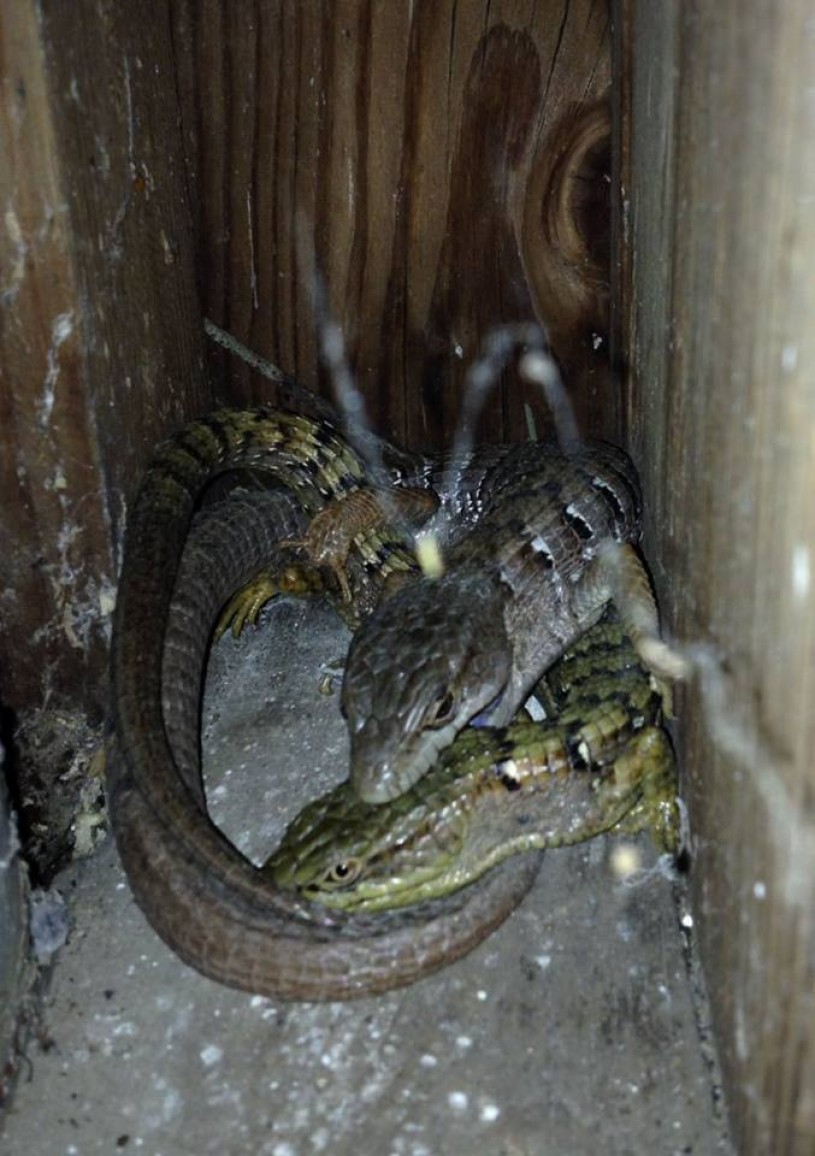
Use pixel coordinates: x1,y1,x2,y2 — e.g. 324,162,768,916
598,541,689,691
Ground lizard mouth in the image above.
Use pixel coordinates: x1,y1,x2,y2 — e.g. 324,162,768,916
469,689,506,728
352,717,463,804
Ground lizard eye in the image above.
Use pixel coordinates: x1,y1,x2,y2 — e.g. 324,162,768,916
426,690,457,728
324,858,362,889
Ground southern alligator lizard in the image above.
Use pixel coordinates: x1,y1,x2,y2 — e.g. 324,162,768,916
109,410,546,1000
342,440,684,802
267,610,679,912
109,405,678,998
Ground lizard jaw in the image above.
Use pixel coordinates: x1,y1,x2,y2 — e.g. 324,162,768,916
350,716,463,804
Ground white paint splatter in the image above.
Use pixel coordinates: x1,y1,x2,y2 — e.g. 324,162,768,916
447,1091,468,1112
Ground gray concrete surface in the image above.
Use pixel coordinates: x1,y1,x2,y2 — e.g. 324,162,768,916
1,598,732,1156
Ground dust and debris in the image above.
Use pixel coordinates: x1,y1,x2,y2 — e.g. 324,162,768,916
72,770,109,859
29,887,70,961
98,580,117,622
159,229,175,264
12,708,104,879
48,467,68,491
38,311,74,429
200,1044,223,1067
0,585,732,1154
2,208,27,304
28,487,115,656
616,920,635,943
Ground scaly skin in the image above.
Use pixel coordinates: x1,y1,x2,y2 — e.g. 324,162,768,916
342,440,674,803
109,404,678,999
267,614,680,912
108,410,545,1001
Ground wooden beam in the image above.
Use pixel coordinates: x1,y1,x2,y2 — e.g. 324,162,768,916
0,1,206,721
615,3,815,1152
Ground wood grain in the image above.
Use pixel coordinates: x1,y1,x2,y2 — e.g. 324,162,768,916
173,0,613,448
615,2,815,1152
0,1,206,717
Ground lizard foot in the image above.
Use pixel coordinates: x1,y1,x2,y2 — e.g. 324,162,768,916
215,563,325,640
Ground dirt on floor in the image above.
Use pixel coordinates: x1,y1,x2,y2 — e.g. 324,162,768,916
0,598,733,1156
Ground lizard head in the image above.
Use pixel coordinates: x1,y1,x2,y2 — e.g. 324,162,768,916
265,773,470,912
341,572,513,803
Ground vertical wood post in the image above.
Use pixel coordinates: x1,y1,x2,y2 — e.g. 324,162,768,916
0,1,207,723
615,3,815,1152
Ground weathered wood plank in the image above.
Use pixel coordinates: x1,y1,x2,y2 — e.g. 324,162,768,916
1,1,112,718
0,1,206,719
174,0,613,448
615,2,815,1152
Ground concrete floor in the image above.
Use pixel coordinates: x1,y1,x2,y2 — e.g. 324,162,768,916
2,598,733,1156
